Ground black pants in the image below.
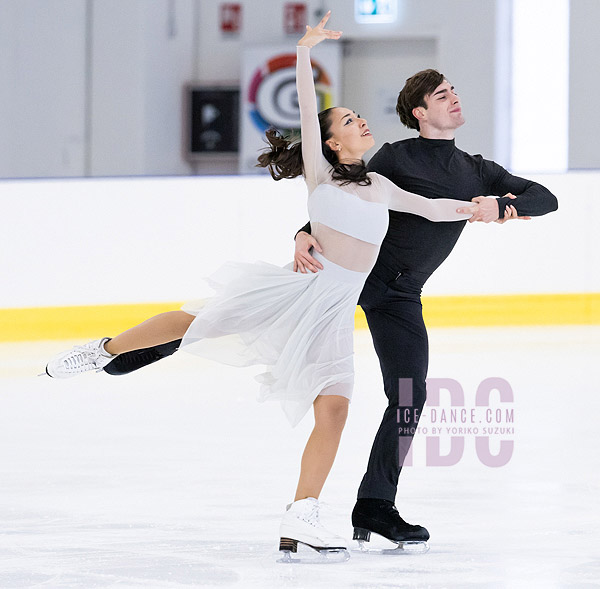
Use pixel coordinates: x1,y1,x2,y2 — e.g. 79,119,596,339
357,296,428,502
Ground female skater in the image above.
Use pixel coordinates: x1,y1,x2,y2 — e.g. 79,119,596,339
45,13,473,556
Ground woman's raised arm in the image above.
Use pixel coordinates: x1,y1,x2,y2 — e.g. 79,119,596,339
296,12,342,191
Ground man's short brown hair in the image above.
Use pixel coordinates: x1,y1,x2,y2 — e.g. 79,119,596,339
396,69,445,131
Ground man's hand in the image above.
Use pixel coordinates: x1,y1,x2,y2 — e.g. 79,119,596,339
495,193,531,224
457,196,499,223
294,231,324,273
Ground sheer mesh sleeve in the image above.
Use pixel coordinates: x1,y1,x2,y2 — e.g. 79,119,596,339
374,174,474,222
297,46,330,193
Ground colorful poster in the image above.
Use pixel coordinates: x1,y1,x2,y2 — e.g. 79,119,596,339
239,43,341,174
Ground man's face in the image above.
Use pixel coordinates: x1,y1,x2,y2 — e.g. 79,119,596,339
420,80,465,132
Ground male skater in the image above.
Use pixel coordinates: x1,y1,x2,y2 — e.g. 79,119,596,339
292,69,558,545
104,69,558,546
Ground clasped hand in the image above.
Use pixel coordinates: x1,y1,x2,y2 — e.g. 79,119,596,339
457,194,531,223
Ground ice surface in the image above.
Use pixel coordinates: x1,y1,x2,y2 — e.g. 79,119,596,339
1,326,599,588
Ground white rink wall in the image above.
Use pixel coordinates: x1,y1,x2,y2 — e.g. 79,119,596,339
0,172,597,309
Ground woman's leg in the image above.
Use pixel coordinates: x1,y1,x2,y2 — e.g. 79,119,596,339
279,394,349,552
104,311,195,355
294,394,349,501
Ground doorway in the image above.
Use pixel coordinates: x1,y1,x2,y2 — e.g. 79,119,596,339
341,38,437,159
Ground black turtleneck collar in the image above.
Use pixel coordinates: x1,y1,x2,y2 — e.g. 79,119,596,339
416,136,456,148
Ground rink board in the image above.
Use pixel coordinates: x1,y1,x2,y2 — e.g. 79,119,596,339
1,292,599,342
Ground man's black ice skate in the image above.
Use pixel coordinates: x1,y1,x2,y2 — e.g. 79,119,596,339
351,499,429,554
103,339,181,375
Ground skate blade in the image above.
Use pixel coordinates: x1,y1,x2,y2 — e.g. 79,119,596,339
277,549,350,564
277,542,350,564
353,536,429,555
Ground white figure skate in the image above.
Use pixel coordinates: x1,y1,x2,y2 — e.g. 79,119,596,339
45,338,115,378
278,497,349,563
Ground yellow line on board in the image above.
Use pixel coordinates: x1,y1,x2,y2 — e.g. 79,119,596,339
1,293,599,342
355,293,600,329
424,292,600,327
0,303,183,342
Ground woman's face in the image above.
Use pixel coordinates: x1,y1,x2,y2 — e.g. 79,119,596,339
325,108,375,161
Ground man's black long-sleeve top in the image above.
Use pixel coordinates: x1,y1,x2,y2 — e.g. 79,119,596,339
298,136,558,302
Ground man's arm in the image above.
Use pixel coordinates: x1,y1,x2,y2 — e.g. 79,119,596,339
493,171,558,218
295,222,311,237
462,161,558,223
294,223,323,273
489,161,558,219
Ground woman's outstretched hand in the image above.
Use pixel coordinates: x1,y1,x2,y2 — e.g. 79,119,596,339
298,10,342,48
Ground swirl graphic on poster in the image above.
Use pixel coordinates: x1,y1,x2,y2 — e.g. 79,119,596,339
247,53,333,132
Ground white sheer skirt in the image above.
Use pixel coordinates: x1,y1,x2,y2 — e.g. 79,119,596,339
180,252,369,426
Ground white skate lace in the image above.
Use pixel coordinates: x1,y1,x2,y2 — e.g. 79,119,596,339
62,345,102,373
299,502,321,527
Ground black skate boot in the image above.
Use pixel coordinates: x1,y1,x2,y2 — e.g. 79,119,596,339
352,499,429,554
103,339,182,375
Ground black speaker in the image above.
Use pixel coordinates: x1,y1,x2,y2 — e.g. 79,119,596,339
184,86,240,160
